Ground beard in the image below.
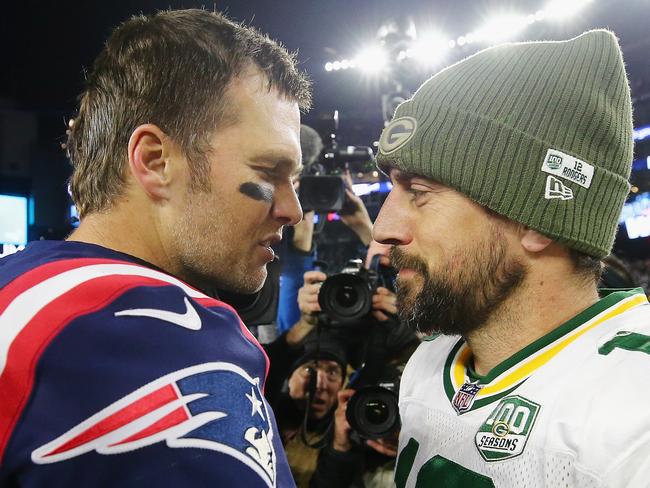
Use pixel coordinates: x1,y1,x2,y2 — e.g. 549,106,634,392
390,230,527,336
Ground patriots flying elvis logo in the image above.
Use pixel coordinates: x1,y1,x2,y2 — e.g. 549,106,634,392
31,362,277,487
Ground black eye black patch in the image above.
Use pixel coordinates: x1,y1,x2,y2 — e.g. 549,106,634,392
239,182,274,203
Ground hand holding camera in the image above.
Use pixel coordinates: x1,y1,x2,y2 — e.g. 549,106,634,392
297,270,327,323
315,256,397,324
371,286,397,322
332,389,356,452
332,386,399,457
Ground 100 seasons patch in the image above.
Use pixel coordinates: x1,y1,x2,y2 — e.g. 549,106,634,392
475,395,540,462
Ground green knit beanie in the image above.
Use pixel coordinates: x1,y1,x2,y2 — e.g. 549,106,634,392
377,30,633,259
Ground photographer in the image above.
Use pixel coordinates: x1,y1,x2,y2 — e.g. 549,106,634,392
272,334,349,487
276,167,374,334
300,242,420,487
297,241,414,361
309,379,401,488
275,125,322,334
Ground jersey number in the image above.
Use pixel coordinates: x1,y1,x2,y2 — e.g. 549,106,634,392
599,331,650,356
395,438,495,487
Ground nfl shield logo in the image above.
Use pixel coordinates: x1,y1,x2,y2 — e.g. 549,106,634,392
452,380,482,414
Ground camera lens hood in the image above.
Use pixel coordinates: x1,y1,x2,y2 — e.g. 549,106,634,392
318,273,373,323
346,385,400,439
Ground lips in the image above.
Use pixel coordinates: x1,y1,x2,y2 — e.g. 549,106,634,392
258,244,275,260
257,233,282,262
311,397,327,408
259,233,282,248
397,268,418,279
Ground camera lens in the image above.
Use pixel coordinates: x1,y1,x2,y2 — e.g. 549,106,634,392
346,386,400,439
298,175,346,212
336,285,358,308
365,400,389,425
318,273,372,323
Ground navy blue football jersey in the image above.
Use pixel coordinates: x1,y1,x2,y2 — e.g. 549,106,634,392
0,240,295,487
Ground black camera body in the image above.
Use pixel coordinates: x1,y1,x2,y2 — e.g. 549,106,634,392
346,363,402,440
316,257,402,440
298,111,374,213
317,257,395,324
317,259,376,324
299,175,347,213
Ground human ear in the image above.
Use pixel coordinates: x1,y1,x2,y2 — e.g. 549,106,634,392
520,228,553,253
127,124,172,200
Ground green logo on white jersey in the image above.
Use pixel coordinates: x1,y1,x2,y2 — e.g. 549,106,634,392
475,395,540,462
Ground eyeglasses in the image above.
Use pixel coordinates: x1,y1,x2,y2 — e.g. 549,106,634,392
298,361,343,382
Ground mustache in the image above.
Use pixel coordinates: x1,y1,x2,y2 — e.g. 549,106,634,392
389,247,428,276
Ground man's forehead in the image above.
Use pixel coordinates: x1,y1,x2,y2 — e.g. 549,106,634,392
224,67,300,125
228,66,269,97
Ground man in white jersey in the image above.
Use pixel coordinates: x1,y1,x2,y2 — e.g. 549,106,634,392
372,30,649,487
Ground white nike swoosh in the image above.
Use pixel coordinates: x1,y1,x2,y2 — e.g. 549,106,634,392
114,297,202,330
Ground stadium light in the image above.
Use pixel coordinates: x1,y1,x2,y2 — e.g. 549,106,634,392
355,45,389,74
324,0,598,72
543,0,593,20
409,31,448,66
475,13,528,43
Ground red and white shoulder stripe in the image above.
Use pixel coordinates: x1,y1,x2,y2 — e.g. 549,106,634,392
0,257,266,463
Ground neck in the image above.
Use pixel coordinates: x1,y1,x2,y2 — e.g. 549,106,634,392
67,204,176,277
466,264,600,377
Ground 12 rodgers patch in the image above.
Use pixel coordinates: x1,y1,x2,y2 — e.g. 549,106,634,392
475,395,540,462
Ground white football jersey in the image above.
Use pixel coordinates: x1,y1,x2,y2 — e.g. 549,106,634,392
395,289,650,488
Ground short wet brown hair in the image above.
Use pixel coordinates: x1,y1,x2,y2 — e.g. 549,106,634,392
67,9,311,217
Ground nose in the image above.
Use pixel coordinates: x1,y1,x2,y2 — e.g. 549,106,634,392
372,188,413,246
315,369,327,390
273,182,303,226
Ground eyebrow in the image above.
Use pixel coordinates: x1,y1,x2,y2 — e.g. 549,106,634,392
390,168,439,186
250,152,302,177
388,168,416,183
378,162,416,181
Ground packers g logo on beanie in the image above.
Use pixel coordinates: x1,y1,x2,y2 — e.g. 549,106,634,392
379,117,417,154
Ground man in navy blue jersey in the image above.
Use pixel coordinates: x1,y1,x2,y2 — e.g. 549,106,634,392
0,9,310,487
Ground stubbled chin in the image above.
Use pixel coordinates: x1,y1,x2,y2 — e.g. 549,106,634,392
396,280,420,304
217,268,266,294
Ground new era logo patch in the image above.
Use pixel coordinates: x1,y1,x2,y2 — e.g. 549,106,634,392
545,175,573,200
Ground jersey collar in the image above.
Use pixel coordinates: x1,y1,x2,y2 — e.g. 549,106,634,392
443,288,648,414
